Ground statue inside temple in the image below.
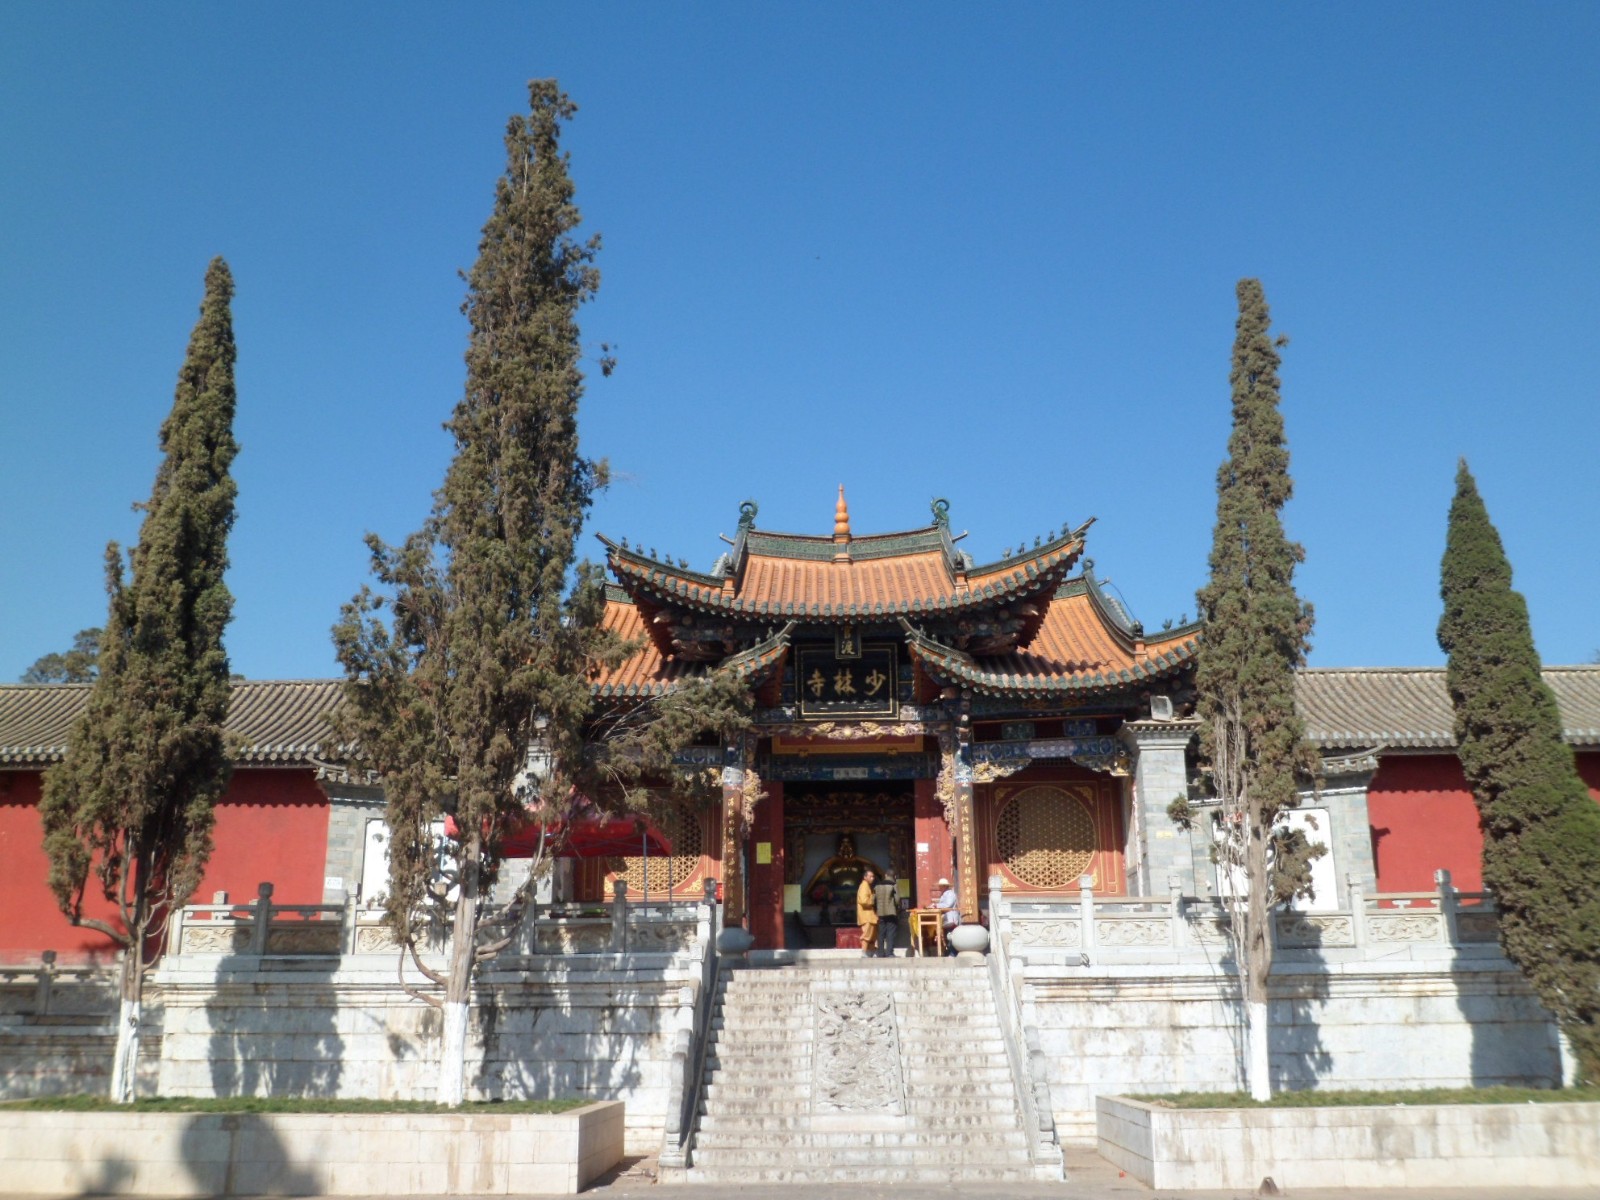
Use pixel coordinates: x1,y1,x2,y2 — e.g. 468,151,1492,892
803,834,882,925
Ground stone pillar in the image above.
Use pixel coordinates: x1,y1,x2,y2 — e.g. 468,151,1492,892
1118,719,1200,897
749,780,785,950
953,700,981,924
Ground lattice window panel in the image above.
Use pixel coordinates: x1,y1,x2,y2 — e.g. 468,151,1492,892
996,785,1097,888
612,804,703,896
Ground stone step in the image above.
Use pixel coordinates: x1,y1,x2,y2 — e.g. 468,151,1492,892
694,1107,1017,1126
697,1111,1026,1133
707,1088,1017,1107
684,1164,1042,1185
704,1062,1012,1083
694,1130,1030,1150
692,1145,1036,1168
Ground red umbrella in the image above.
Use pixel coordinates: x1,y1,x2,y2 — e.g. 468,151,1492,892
442,813,672,859
503,816,672,860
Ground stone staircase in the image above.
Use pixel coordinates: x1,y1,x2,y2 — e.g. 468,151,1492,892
683,953,1055,1184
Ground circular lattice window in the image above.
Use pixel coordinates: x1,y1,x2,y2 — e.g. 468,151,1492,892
996,786,1097,888
613,803,703,896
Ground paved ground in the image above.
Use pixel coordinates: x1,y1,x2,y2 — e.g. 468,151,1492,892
578,1148,1597,1200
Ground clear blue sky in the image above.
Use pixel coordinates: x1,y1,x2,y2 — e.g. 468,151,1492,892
3,4,1597,682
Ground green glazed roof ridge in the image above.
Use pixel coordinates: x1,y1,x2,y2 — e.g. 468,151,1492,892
601,539,728,587
962,518,1094,578
743,524,949,562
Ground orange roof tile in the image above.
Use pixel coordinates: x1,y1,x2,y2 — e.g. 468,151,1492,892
902,583,1200,698
601,525,1087,622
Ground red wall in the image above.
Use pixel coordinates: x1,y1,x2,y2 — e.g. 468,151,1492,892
0,767,329,964
0,772,125,963
1368,751,1600,894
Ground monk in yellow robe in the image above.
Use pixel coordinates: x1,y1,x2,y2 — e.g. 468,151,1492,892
857,869,878,957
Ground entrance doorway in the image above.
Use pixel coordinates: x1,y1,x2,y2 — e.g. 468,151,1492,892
783,784,913,949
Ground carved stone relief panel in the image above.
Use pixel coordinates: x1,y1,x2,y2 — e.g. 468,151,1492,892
627,920,692,952
1367,913,1442,942
354,925,397,954
534,923,612,955
1275,914,1356,948
811,989,905,1115
1008,918,1082,948
1095,918,1168,947
264,925,342,955
179,925,251,954
1455,912,1500,942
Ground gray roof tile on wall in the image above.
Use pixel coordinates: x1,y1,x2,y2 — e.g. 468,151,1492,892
1297,666,1600,749
0,679,346,766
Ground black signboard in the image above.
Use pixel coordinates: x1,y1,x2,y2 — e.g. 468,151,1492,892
796,643,898,719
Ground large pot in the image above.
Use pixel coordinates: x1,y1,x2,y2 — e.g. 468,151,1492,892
716,926,755,956
947,923,990,957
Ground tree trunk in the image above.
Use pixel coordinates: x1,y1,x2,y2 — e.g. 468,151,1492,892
108,970,141,1104
437,830,482,1106
1245,812,1274,1102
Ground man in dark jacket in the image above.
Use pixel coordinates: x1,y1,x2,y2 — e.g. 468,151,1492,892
873,871,902,958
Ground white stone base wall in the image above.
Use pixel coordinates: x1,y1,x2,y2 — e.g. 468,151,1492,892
1098,1095,1600,1189
0,1103,624,1196
154,955,687,1154
0,1026,160,1101
1032,960,1565,1144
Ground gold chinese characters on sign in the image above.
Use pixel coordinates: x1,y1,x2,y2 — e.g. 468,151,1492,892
797,644,898,720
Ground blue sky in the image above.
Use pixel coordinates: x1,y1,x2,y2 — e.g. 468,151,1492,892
3,4,1597,681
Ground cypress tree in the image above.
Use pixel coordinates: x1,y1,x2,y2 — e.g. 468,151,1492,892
1194,278,1317,1101
1437,462,1600,1083
39,257,239,1103
333,81,618,1106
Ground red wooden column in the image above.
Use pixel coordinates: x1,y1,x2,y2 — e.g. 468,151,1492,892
912,776,951,910
749,781,786,950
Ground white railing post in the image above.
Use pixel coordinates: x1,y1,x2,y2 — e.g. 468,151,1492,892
1078,874,1096,959
249,882,274,955
343,890,360,955
1435,868,1459,946
34,950,57,1017
1347,873,1367,951
1168,873,1186,949
611,879,629,952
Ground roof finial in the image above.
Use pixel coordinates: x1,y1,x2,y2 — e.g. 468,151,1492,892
833,484,852,561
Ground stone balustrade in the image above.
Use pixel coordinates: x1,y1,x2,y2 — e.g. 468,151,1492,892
165,880,705,960
1002,869,1500,969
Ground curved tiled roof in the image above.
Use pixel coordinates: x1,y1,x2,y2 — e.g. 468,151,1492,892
602,529,1086,623
0,679,346,767
901,587,1201,699
589,599,702,698
1298,666,1600,749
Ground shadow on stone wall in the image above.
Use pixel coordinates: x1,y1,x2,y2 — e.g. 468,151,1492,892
1268,923,1332,1093
205,960,343,1098
1454,943,1566,1089
473,980,646,1107
179,1113,320,1197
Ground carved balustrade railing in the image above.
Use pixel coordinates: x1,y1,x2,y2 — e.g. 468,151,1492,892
1003,868,1500,966
167,880,708,960
986,875,1063,1175
0,950,114,1019
660,879,720,1171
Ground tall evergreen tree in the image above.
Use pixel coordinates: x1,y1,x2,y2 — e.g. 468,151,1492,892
1438,462,1600,1083
333,81,629,1105
1194,278,1317,1101
39,258,239,1103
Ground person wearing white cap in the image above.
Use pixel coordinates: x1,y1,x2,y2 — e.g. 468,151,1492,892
934,876,959,955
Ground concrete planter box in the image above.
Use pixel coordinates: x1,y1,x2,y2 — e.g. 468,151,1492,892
0,1102,623,1196
1098,1094,1600,1190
